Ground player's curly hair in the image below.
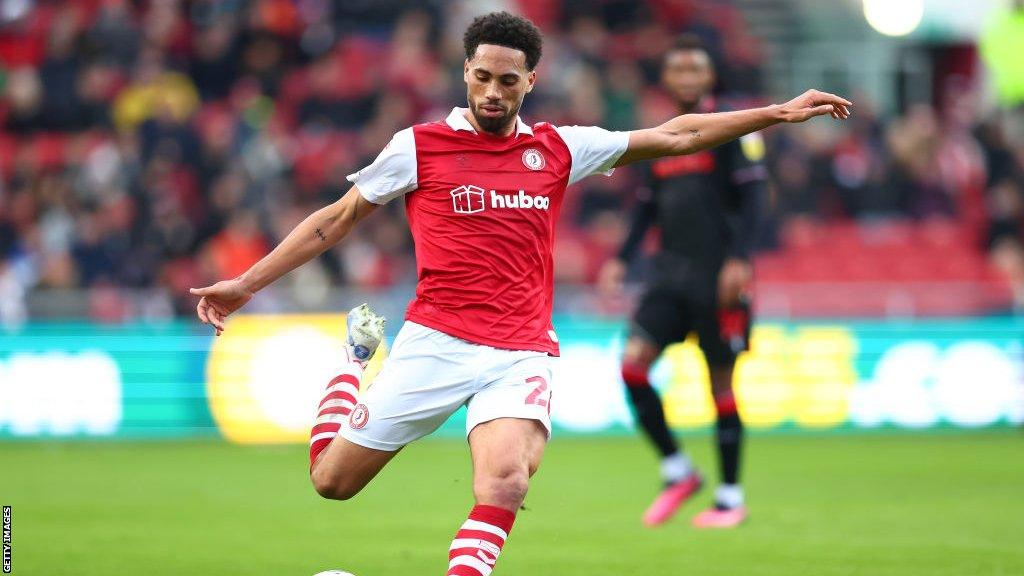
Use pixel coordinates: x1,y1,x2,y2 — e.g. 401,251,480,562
463,12,543,71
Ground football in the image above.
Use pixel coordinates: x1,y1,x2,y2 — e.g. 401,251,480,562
313,571,356,576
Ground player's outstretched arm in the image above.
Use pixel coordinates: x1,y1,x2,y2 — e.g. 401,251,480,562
615,89,852,166
190,186,378,335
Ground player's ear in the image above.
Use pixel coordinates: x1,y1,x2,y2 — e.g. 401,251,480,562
525,70,537,93
463,59,470,82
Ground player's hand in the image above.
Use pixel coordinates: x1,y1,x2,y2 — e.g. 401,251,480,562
597,258,627,297
778,89,852,123
190,279,254,336
718,258,752,307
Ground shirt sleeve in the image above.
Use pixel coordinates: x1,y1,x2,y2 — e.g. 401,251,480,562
346,127,417,204
555,125,630,185
722,134,769,260
617,181,658,262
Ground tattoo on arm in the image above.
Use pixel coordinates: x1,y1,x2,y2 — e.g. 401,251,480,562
314,227,327,242
684,128,703,153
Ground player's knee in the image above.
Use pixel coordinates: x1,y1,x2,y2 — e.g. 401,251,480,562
312,478,360,501
309,467,341,499
621,359,653,388
621,338,659,389
711,385,741,420
474,467,530,509
310,466,362,501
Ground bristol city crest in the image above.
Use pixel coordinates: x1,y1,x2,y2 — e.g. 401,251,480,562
349,404,370,429
522,148,545,171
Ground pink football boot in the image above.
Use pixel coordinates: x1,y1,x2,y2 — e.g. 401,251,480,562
641,472,703,527
692,506,748,528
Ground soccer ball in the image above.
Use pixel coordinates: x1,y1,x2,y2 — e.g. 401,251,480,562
313,572,356,576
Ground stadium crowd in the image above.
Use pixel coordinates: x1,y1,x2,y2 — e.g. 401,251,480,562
1,0,1023,323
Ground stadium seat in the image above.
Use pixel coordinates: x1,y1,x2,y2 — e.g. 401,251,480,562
753,219,1012,316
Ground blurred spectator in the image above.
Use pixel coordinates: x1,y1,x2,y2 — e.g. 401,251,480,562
0,257,27,327
886,105,958,218
189,16,241,101
979,113,1024,310
3,67,44,132
112,46,200,133
206,210,268,280
828,105,894,217
38,5,82,130
85,0,140,67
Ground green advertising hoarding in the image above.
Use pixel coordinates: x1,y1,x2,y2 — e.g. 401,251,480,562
0,316,1021,439
0,322,216,438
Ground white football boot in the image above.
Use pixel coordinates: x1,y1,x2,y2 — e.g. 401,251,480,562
345,303,385,366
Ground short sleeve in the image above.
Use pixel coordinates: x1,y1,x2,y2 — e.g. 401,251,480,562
555,125,630,185
346,127,418,204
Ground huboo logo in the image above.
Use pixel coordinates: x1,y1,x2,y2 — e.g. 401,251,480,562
450,185,550,213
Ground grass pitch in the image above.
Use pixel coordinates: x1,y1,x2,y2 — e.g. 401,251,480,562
1,431,1022,575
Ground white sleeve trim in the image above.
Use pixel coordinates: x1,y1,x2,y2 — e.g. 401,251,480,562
346,127,418,204
555,125,630,185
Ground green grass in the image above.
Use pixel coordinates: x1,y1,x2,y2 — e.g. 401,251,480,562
1,432,1022,575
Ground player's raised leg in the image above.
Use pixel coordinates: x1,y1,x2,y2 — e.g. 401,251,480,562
445,418,546,576
692,363,747,528
621,334,703,526
309,304,397,500
314,318,486,501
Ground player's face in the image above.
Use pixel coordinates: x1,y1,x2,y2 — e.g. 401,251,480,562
662,49,714,109
464,44,536,135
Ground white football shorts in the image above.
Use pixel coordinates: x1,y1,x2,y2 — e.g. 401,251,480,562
340,321,554,451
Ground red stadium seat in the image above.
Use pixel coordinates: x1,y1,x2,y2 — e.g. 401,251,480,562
753,218,1013,316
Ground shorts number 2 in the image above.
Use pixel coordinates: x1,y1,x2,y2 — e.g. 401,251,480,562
525,375,551,414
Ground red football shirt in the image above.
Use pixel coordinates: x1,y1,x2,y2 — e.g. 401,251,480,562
348,108,628,355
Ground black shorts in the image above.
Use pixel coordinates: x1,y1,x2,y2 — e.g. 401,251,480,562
631,282,751,367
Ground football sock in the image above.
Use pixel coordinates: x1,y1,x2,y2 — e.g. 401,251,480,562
713,389,743,487
447,504,516,576
714,484,745,510
623,362,679,458
309,361,362,468
660,451,694,484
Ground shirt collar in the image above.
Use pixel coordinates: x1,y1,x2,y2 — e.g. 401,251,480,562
445,107,533,137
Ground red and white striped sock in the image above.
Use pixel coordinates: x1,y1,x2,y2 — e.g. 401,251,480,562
446,504,516,576
309,361,362,468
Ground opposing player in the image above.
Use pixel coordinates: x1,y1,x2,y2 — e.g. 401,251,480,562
598,35,767,528
191,12,850,575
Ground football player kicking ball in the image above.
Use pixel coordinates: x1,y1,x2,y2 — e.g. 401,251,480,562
190,11,850,576
599,35,767,529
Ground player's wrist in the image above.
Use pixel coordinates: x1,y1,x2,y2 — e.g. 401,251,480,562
235,271,261,295
765,103,787,124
